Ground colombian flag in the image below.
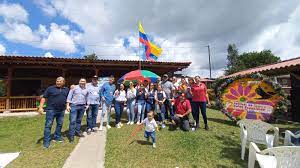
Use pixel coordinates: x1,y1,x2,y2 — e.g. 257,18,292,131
138,22,162,61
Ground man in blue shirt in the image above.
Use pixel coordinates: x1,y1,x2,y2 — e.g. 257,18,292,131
38,77,69,149
66,78,88,142
86,75,100,134
99,76,116,130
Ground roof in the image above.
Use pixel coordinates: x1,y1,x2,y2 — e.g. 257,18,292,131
0,55,191,64
0,55,191,74
200,78,215,82
224,56,300,78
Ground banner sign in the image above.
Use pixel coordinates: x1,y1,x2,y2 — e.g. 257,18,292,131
221,78,281,121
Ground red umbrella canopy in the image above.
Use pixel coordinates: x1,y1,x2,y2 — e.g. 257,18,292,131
118,70,160,84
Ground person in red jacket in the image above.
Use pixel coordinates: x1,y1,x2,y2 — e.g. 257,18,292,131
191,76,211,130
172,92,191,131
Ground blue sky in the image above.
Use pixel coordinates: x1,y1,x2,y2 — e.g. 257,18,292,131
1,0,300,77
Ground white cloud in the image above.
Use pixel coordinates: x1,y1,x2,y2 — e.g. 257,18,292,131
241,5,300,61
40,23,77,53
0,23,40,42
0,3,28,23
37,24,49,37
44,51,54,58
2,1,300,77
0,3,39,45
33,0,57,17
51,0,300,77
0,2,81,54
0,43,6,55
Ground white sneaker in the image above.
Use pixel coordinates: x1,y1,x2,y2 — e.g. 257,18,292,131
130,121,134,125
127,121,131,125
119,122,123,127
116,123,121,128
153,143,156,148
136,121,140,125
98,126,103,131
106,125,111,129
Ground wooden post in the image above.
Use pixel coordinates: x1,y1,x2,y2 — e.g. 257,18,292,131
94,69,99,76
62,68,67,78
5,67,12,113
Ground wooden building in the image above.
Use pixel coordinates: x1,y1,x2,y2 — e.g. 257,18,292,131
0,55,191,112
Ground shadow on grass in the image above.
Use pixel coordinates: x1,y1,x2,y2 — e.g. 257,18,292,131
207,117,236,127
36,124,91,144
214,134,247,167
136,140,152,146
167,123,178,131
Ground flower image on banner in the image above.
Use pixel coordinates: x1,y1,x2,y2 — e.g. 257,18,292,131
221,78,282,121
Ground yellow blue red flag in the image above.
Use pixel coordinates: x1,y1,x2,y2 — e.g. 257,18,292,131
138,22,162,61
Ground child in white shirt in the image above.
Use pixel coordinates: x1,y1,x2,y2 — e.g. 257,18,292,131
139,111,159,148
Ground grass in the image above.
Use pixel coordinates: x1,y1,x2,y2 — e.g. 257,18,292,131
0,110,299,168
105,109,300,168
0,115,84,168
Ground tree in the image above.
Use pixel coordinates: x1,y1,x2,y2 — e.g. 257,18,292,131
83,53,98,60
225,44,281,75
239,50,280,69
225,44,240,75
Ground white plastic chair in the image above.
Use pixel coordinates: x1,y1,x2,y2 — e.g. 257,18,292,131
248,142,300,168
237,119,279,160
284,130,300,146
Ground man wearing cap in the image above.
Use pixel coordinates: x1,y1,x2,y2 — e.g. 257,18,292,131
161,74,175,120
172,92,191,131
86,75,100,134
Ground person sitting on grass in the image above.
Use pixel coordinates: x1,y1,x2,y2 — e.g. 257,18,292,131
138,111,159,148
171,92,191,131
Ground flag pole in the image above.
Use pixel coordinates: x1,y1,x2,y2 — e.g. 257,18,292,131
138,22,142,70
139,40,141,70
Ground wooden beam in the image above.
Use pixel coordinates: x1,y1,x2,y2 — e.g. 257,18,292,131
5,67,12,112
94,69,99,76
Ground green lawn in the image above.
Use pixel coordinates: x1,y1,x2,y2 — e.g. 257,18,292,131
0,115,82,168
105,109,300,168
0,110,299,168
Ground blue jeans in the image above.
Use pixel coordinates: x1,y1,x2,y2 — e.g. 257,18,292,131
146,102,155,113
69,105,85,137
164,99,174,119
87,104,99,129
127,99,136,122
144,131,156,143
137,100,146,123
191,102,207,125
100,101,112,126
115,101,125,124
171,115,190,131
43,109,65,146
156,103,166,122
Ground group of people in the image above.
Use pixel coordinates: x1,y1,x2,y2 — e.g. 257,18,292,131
39,74,210,149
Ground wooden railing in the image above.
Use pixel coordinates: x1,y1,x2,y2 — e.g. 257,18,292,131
0,96,39,112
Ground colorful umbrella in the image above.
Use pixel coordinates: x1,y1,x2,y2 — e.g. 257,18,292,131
118,70,160,84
